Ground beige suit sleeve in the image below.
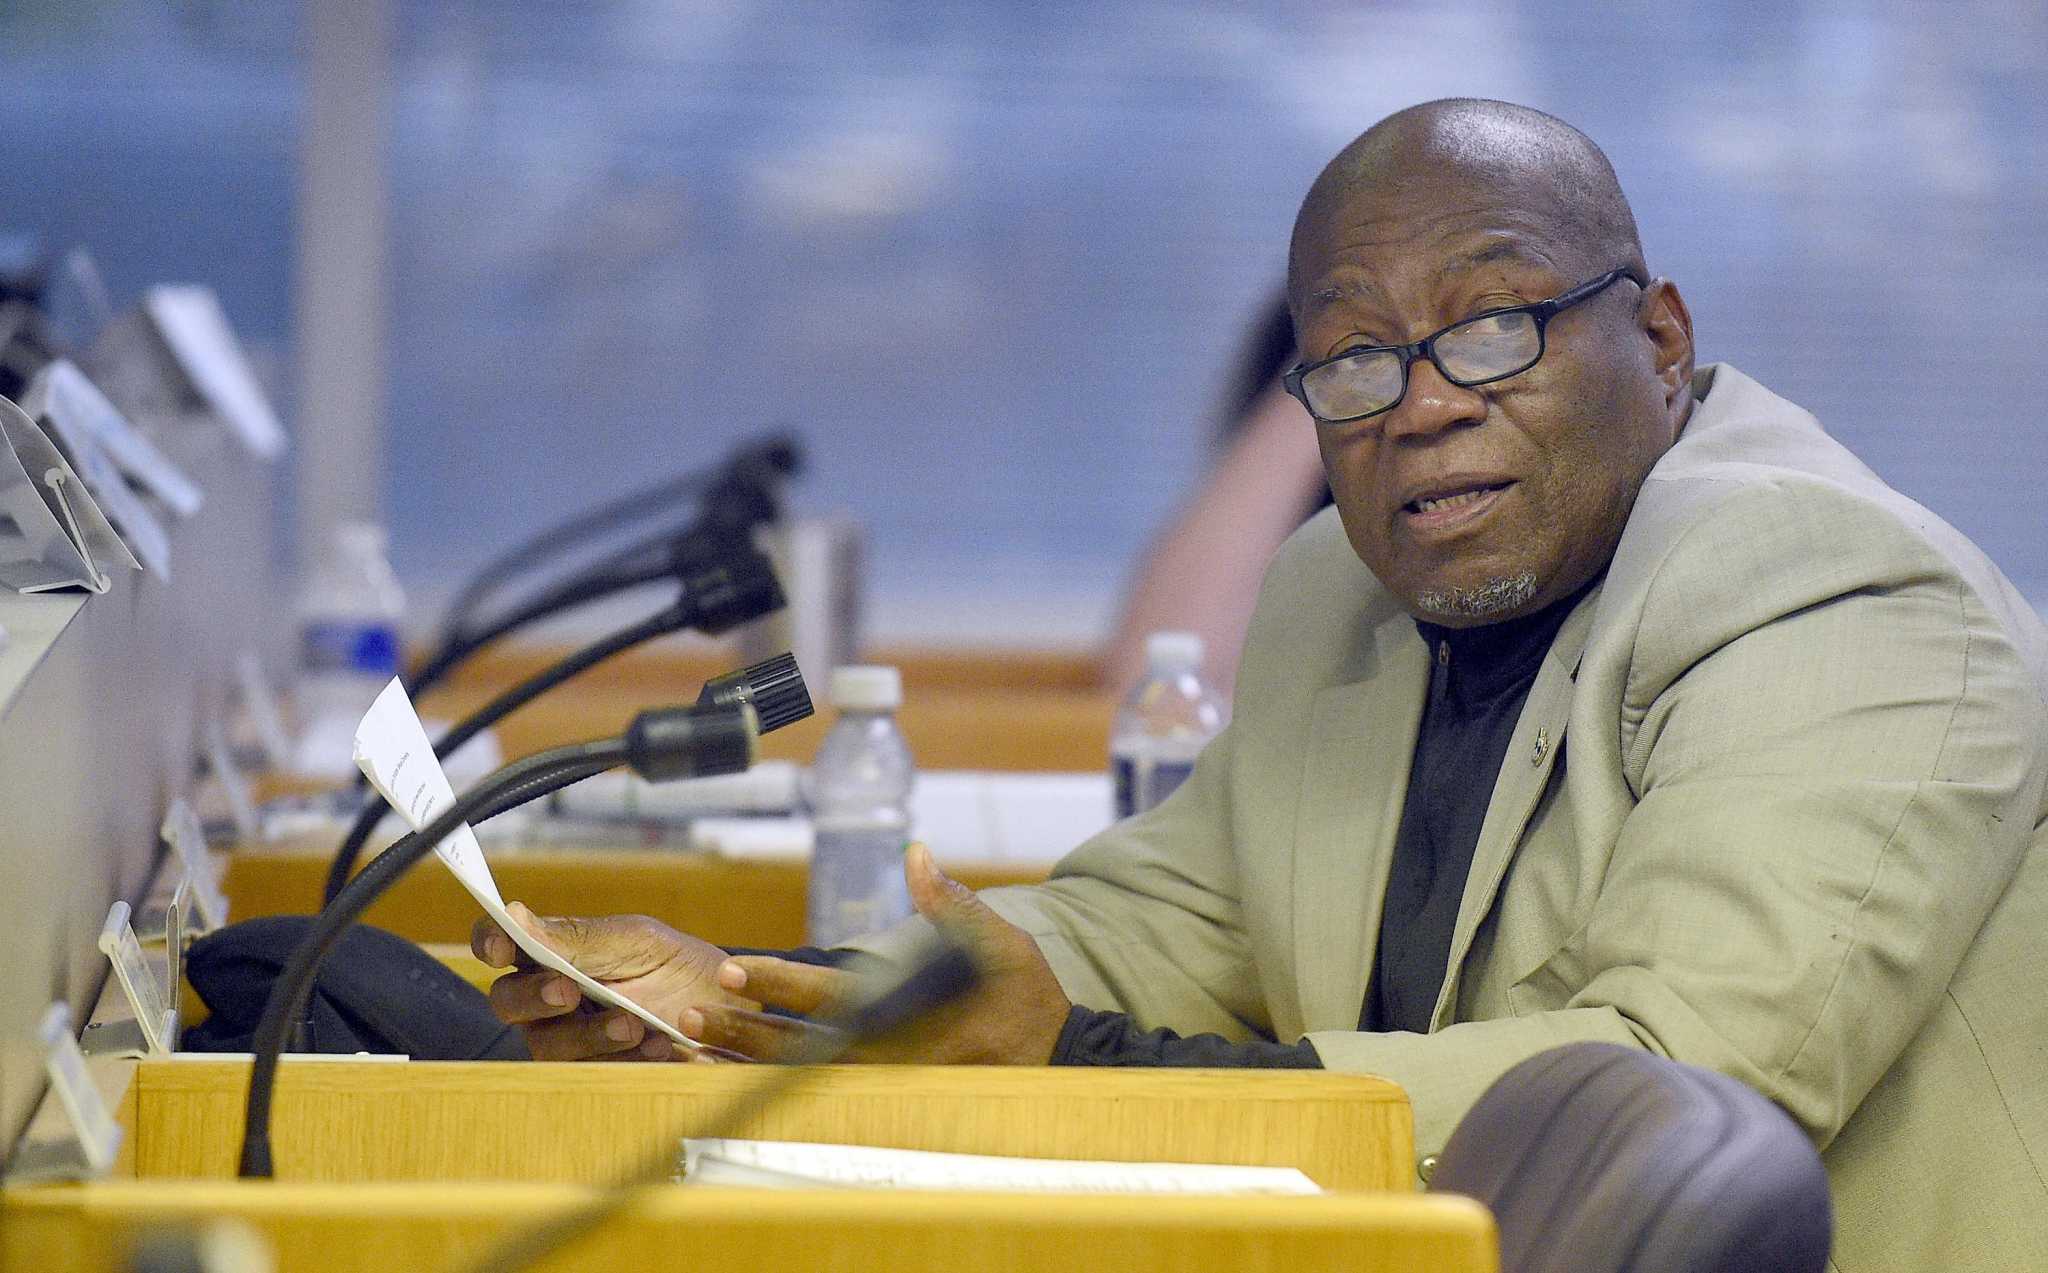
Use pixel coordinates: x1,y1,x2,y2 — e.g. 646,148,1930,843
971,733,1269,1038
1309,480,2044,1158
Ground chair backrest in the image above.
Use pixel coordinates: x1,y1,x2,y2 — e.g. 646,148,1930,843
1427,1042,1831,1273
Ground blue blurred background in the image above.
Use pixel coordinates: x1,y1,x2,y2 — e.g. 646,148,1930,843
3,0,2042,644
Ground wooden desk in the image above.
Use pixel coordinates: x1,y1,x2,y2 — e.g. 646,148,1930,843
419,643,1118,773
222,843,1049,947
123,1062,1414,1193
6,1180,1497,1273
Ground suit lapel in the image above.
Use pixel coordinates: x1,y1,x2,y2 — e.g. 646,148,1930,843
1428,587,1603,1029
1291,617,1429,1032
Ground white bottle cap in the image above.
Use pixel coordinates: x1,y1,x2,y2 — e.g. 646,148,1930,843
830,665,902,711
1145,631,1204,675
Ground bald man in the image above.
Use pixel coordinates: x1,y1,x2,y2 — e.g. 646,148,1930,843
478,101,2048,1271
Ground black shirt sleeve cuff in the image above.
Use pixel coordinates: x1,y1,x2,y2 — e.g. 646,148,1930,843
1049,1005,1322,1069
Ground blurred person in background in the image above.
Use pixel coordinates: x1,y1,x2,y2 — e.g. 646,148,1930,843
1102,296,1327,699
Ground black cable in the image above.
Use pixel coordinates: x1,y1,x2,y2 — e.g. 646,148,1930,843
362,755,619,870
440,433,799,650
454,756,619,830
240,739,627,1179
325,546,787,908
409,540,676,703
322,604,685,906
441,471,716,649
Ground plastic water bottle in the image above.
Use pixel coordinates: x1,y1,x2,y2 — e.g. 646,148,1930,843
292,522,406,778
1111,632,1227,818
804,665,916,946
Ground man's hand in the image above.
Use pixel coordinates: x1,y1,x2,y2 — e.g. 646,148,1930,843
681,843,1073,1064
471,904,756,1061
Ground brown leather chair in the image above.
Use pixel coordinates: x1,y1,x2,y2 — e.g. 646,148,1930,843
1427,1043,1831,1273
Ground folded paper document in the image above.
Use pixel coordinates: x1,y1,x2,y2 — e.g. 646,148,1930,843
352,678,700,1051
679,1139,1322,1195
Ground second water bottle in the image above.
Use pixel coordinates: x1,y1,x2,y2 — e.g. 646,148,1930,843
804,665,916,947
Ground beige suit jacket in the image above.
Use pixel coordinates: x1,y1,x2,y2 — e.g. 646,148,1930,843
850,364,2048,1272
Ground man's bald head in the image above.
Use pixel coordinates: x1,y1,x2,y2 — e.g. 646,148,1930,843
1288,99,1645,307
1283,99,1696,629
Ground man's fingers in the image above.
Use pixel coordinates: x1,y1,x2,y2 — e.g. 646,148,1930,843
682,1003,841,1062
521,1008,654,1061
904,842,1004,945
720,955,854,1018
498,905,689,982
471,914,522,969
487,968,582,1024
592,1032,677,1062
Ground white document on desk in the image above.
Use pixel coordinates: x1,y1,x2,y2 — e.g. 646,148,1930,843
680,1139,1322,1195
352,678,699,1051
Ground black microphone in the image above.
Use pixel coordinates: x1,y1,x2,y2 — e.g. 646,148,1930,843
240,701,768,1180
696,650,811,734
826,940,981,1046
426,434,803,688
321,545,797,906
462,937,984,1273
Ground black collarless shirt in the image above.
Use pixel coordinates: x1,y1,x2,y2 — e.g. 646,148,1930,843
1360,584,1589,1034
1048,578,1596,1068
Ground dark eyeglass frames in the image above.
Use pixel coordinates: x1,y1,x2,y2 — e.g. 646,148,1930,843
1283,267,1645,425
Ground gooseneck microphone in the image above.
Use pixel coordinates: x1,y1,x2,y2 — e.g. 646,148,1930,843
239,700,771,1180
422,435,802,698
320,546,798,906
463,939,983,1273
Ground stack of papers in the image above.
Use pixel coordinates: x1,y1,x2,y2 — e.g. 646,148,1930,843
679,1139,1321,1195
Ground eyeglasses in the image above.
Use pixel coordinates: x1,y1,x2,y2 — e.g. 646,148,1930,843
1283,267,1644,425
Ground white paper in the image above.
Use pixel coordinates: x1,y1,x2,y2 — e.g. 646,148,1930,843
680,1139,1322,1195
145,285,287,458
352,679,698,1050
907,771,1114,864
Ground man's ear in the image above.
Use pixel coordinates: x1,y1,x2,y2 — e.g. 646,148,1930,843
1640,277,1695,419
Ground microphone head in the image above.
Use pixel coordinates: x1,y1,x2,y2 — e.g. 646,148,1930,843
701,472,781,534
624,703,758,782
732,432,804,482
833,940,981,1045
697,652,813,734
673,546,785,636
698,435,805,536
